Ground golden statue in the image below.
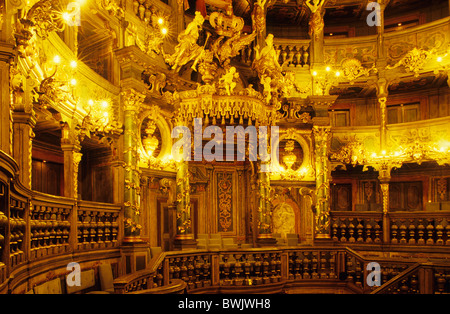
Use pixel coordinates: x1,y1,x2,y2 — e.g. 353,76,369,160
165,11,205,72
251,0,267,35
218,66,239,95
253,34,282,78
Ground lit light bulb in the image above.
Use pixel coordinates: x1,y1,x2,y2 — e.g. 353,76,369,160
70,78,77,85
161,27,168,35
381,150,386,155
53,55,61,64
158,17,164,25
62,12,71,22
88,99,94,106
70,60,77,68
335,71,340,77
312,71,317,76
326,66,331,72
437,56,443,62
101,101,108,108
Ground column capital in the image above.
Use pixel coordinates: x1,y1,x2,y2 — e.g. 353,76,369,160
60,142,82,152
121,88,146,112
11,110,36,127
309,95,338,126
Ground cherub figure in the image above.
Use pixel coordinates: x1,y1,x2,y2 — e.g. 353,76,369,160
219,66,239,95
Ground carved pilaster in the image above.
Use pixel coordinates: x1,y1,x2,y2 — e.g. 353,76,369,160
313,125,332,239
12,111,36,189
61,142,82,199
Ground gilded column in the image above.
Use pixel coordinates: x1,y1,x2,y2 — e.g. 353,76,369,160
313,125,331,239
256,160,276,246
11,72,36,189
306,0,325,66
376,0,387,60
173,159,196,249
0,46,14,155
122,88,145,242
61,142,82,199
379,96,387,150
12,111,35,189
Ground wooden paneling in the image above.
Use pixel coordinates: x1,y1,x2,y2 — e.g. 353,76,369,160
31,159,63,196
389,181,423,211
332,183,352,211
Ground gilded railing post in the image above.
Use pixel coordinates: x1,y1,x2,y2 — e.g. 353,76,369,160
379,172,390,244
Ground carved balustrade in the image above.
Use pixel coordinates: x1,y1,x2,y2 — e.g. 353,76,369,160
219,251,282,287
30,193,74,261
76,201,121,251
165,252,212,290
369,262,450,294
331,212,383,244
273,41,311,68
0,182,6,286
330,211,450,247
112,247,431,294
389,212,450,246
0,149,125,291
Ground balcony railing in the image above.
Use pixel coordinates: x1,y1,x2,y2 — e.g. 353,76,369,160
0,150,122,291
330,210,450,247
114,246,450,294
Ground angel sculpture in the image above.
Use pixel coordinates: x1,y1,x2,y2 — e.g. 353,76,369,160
219,67,239,95
164,12,205,72
252,34,282,79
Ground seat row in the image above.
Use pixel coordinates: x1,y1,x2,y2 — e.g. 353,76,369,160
27,263,115,294
274,233,299,246
196,234,242,250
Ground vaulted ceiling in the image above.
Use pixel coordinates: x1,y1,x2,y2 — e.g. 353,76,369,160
232,0,448,28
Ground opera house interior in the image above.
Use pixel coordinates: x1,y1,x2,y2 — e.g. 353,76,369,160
0,0,450,295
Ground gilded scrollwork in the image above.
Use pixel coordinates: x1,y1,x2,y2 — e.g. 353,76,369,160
340,58,377,84
386,47,433,77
